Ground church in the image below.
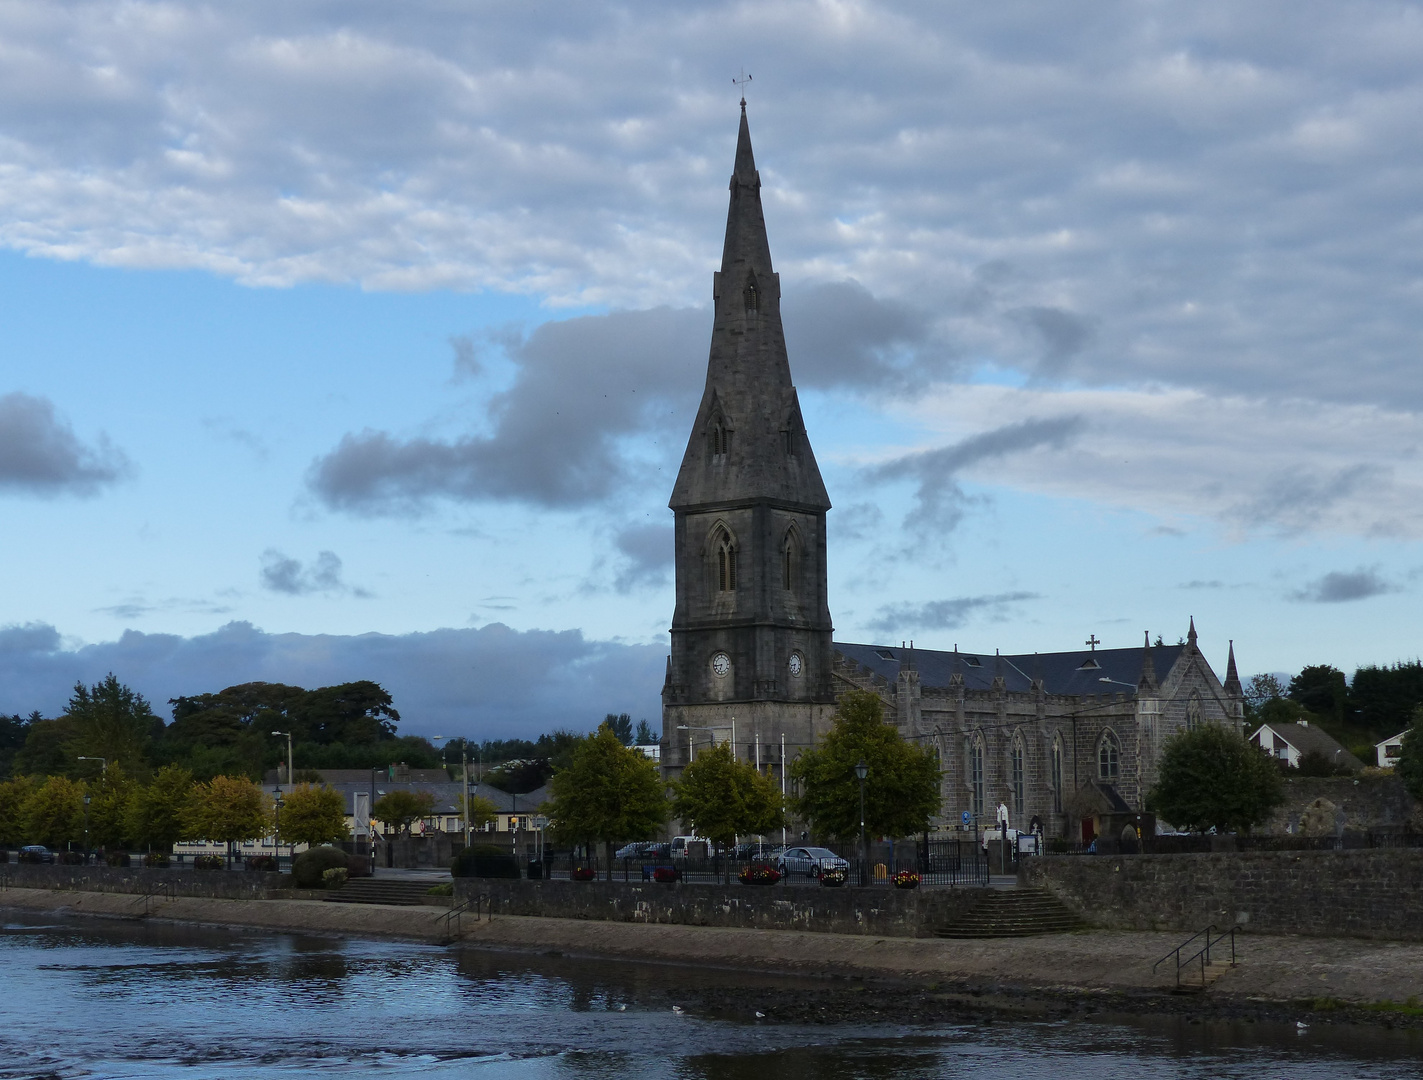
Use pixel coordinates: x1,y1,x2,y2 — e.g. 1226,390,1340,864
659,102,1243,840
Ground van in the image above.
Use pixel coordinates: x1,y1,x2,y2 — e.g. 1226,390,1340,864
669,836,708,861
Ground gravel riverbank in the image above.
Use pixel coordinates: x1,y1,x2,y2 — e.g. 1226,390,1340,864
5,886,1421,1029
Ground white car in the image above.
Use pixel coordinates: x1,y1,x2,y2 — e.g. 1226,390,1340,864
775,846,849,878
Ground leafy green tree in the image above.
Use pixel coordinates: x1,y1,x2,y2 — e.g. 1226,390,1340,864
279,784,349,848
1395,708,1423,801
1149,725,1284,833
87,764,137,850
0,775,40,845
186,775,271,865
372,790,436,837
66,674,158,778
1243,673,1285,718
126,765,196,852
1351,662,1423,737
23,775,87,847
13,716,77,777
0,712,33,778
460,793,499,830
634,719,657,745
545,722,667,874
789,690,940,842
1288,665,1348,726
605,713,634,746
672,743,783,879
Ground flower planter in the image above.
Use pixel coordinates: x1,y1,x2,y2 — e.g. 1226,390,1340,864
818,869,847,888
570,867,597,882
737,864,782,886
652,865,681,884
892,871,920,890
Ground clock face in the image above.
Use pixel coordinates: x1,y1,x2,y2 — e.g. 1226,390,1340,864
788,652,803,678
711,652,731,677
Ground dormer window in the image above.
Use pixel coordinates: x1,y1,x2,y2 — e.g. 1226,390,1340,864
1078,658,1101,670
743,271,759,314
963,656,982,668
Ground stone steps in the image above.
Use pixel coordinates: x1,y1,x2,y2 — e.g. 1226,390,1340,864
1170,960,1235,994
324,878,437,906
935,888,1085,938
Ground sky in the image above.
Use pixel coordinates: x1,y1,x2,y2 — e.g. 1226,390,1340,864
3,1,1423,739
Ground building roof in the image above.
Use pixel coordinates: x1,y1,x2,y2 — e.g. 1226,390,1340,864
835,641,1186,696
272,776,551,816
1377,731,1409,748
1254,722,1365,771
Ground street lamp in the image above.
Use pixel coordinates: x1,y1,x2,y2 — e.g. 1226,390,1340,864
271,731,293,786
273,788,285,865
77,756,106,778
432,735,446,773
854,759,868,887
83,794,92,863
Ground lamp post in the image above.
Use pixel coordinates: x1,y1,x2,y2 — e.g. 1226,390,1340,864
432,735,446,773
271,730,293,786
854,759,868,887
676,723,732,764
83,794,92,863
273,789,285,866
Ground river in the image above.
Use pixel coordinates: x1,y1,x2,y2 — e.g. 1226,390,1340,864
1,912,1420,1079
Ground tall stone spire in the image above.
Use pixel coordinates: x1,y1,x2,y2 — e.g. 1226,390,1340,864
1187,616,1198,649
1223,639,1242,698
670,104,830,512
1138,630,1158,693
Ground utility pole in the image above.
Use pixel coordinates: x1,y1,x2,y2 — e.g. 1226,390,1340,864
463,746,472,849
855,759,868,887
780,733,787,848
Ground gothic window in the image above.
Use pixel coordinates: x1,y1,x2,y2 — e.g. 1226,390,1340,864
1098,730,1121,782
743,270,759,314
1187,691,1203,731
1050,738,1063,813
710,422,730,460
1011,737,1025,819
781,527,801,591
969,736,985,822
713,526,737,593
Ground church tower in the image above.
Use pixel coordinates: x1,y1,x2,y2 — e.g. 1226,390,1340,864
661,102,836,777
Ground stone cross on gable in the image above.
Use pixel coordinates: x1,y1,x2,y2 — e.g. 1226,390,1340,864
1086,635,1100,651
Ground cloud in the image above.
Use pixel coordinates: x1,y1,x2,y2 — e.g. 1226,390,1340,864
0,391,130,496
0,620,666,737
259,549,370,597
1180,580,1226,591
1291,567,1396,604
869,592,1039,633
612,523,674,592
308,307,706,513
781,280,942,390
1008,306,1095,374
869,416,1086,532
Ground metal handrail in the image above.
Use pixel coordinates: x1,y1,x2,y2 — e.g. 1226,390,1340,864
131,879,175,917
1152,923,1241,989
439,892,489,942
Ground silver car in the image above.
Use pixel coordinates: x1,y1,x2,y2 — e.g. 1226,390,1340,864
775,846,848,878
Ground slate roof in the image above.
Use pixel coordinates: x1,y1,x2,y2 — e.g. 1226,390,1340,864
835,641,1186,696
1254,722,1364,771
271,777,550,817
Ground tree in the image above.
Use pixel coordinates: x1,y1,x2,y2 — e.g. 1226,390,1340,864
66,673,158,777
186,775,271,865
1243,673,1285,717
544,722,667,873
1352,661,1423,737
0,775,40,845
634,720,657,745
22,775,87,847
1396,708,1423,801
372,790,436,837
1288,665,1348,726
279,784,349,848
126,765,196,852
460,793,498,830
1148,725,1283,834
672,743,783,880
87,763,136,850
605,713,634,746
13,716,77,777
0,712,31,778
789,690,941,842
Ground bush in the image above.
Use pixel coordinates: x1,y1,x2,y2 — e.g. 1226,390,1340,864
57,851,85,865
292,845,351,889
105,851,132,868
322,867,348,889
244,855,279,872
451,844,520,879
144,852,170,868
192,854,225,870
427,882,453,896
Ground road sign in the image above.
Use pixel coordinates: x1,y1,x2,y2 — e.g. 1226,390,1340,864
961,811,971,825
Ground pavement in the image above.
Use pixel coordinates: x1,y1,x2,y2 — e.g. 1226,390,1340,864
4,886,1422,1008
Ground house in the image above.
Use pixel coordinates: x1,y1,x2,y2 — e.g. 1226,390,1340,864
1251,721,1364,772
1376,731,1409,768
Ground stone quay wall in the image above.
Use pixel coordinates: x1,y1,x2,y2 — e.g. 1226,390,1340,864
1022,848,1423,941
0,863,287,900
454,878,991,938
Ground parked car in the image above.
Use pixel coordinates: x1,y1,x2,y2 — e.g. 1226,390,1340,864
731,841,775,861
669,836,709,861
776,846,849,878
613,841,650,860
18,845,55,864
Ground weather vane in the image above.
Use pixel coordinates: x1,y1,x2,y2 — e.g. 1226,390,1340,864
733,69,752,106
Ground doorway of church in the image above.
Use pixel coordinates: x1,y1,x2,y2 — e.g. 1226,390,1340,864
1080,818,1095,844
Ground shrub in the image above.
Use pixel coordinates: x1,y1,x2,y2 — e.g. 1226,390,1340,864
17,848,46,864
57,851,85,865
427,882,453,896
322,867,349,889
144,852,170,868
450,844,520,879
105,851,132,868
737,863,780,886
244,855,279,872
192,854,225,870
291,845,351,889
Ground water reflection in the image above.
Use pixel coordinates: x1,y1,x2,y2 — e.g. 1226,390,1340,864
1,912,1419,1079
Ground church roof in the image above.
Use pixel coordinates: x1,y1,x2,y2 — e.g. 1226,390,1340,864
670,102,830,512
835,641,1186,696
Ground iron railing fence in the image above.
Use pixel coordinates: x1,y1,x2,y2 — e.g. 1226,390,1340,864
1040,830,1423,856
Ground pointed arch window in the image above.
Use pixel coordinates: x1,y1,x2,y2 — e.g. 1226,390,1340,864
1186,691,1203,732
1050,738,1063,813
1098,730,1121,782
743,270,759,315
968,736,985,822
710,421,731,460
781,527,801,592
1011,737,1025,819
713,526,738,593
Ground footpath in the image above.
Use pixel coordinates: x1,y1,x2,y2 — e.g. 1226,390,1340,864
4,885,1422,1016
